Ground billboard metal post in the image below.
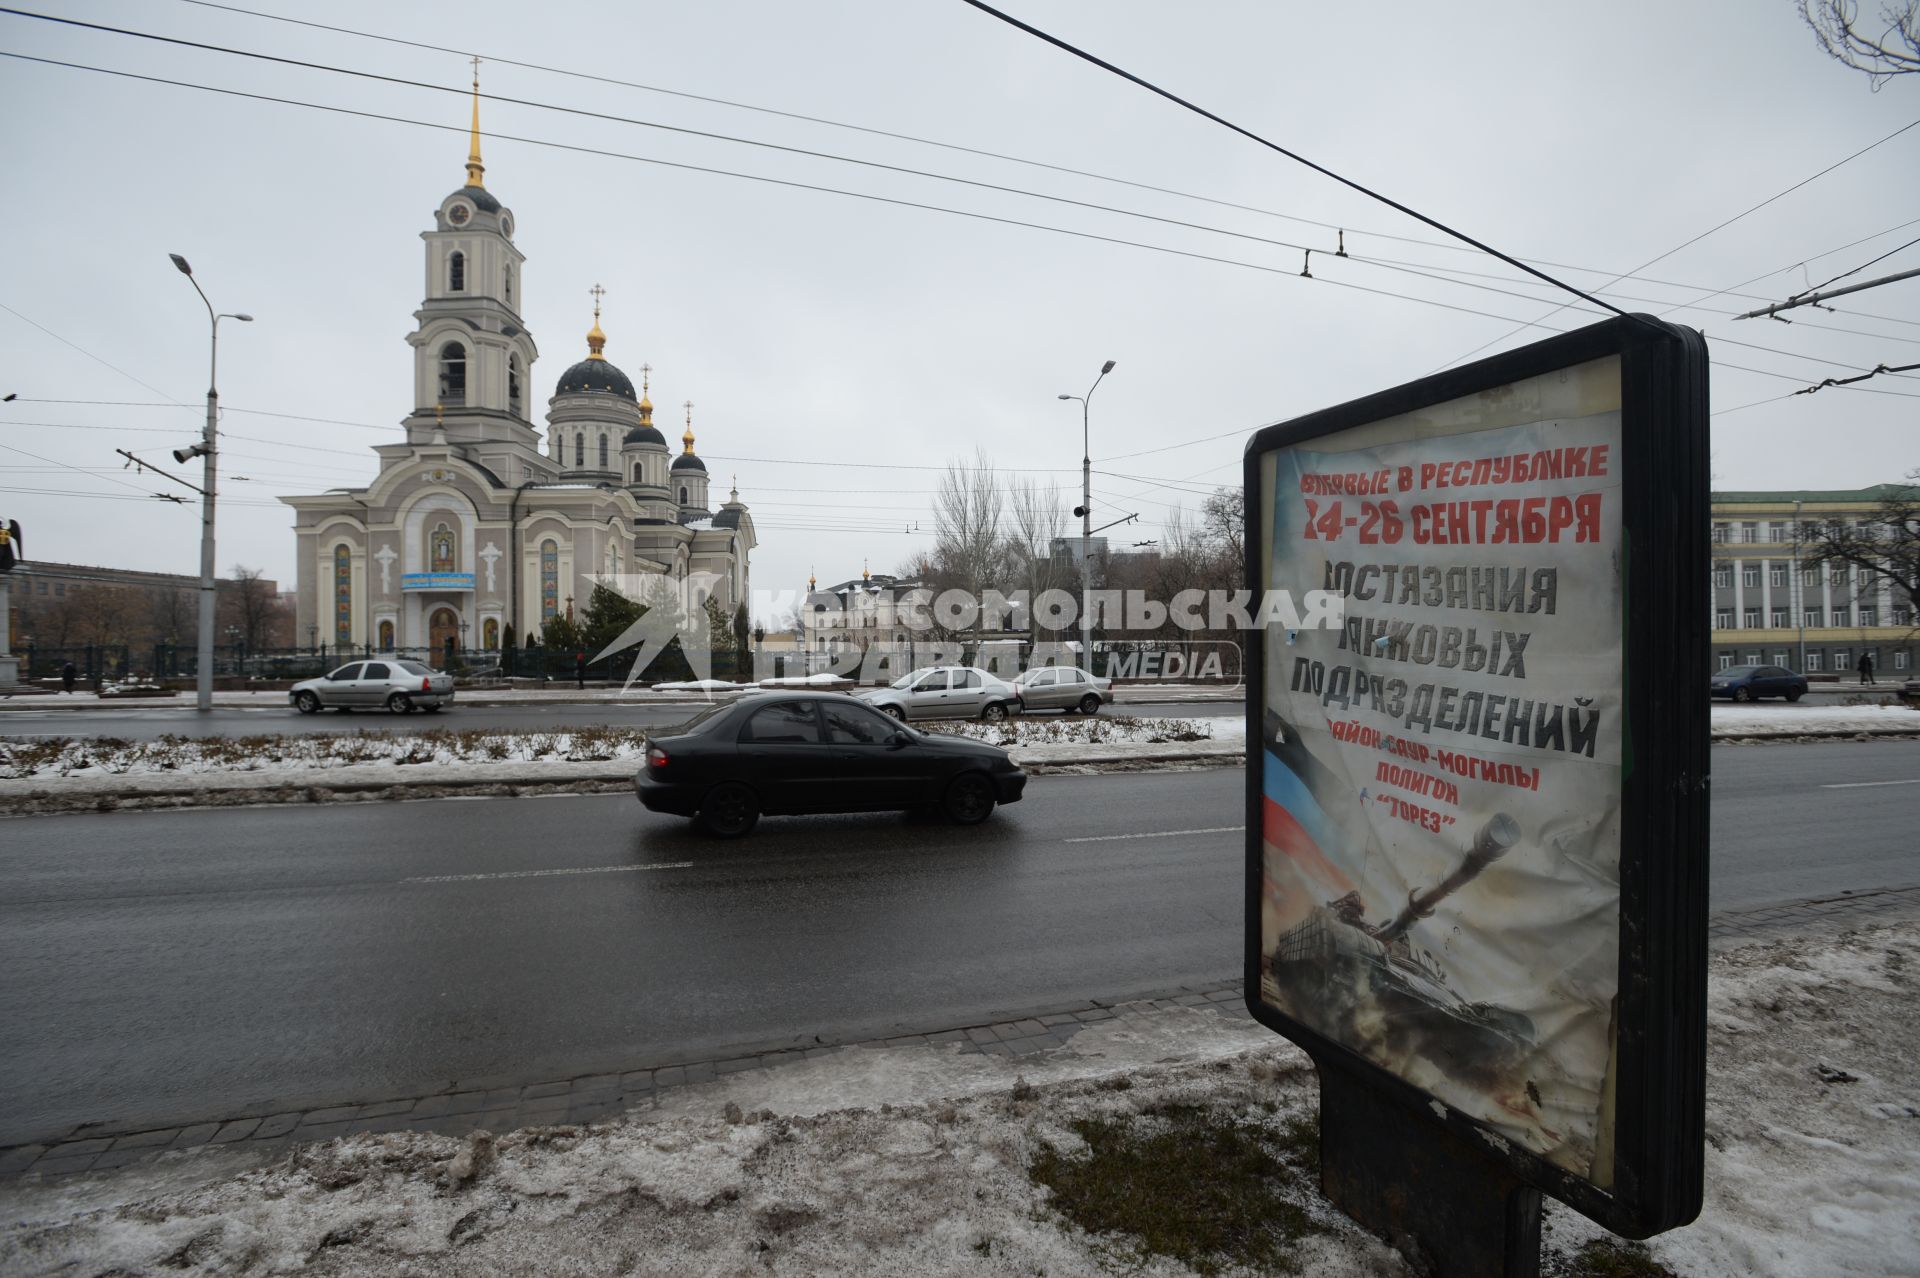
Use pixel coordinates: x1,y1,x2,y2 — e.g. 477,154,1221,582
1245,314,1710,1276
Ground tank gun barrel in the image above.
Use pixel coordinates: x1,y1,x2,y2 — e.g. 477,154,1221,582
1371,813,1520,944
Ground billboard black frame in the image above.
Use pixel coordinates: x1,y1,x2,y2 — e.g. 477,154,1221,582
1242,313,1709,1239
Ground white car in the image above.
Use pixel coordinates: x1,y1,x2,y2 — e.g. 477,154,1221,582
289,659,455,714
856,666,1024,723
1013,665,1113,714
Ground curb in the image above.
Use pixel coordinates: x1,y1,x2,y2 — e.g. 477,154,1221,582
6,887,1915,1182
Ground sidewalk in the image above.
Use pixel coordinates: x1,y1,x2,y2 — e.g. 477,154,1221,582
0,684,1248,711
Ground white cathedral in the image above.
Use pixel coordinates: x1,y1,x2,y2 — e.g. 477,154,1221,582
283,86,754,660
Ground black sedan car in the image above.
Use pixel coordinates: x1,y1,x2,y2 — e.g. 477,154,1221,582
634,692,1027,836
1710,663,1808,702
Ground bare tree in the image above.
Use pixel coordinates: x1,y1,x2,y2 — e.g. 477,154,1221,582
147,587,195,646
1801,475,1920,636
1005,476,1068,617
1201,487,1246,570
1799,0,1919,85
222,565,288,652
931,447,1007,597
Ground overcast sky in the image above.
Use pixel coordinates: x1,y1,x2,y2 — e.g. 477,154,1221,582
3,0,1916,614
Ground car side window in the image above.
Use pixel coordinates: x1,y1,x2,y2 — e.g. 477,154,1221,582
327,664,362,682
914,671,948,692
1031,670,1057,687
742,702,822,744
363,663,390,680
824,702,890,745
956,670,981,689
1065,669,1086,684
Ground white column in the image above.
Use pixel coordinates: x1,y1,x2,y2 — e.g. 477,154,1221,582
1731,558,1745,626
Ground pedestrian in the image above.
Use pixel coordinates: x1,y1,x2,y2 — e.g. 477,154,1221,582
1858,651,1874,685
61,660,76,694
575,650,587,689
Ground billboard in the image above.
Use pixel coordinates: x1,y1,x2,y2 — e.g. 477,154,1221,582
1245,314,1708,1237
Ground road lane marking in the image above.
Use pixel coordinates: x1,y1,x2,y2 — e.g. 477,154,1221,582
403,862,694,884
1065,825,1242,844
1818,778,1920,789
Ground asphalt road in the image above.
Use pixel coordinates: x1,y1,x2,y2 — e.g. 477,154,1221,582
1,740,1915,1146
0,696,1240,741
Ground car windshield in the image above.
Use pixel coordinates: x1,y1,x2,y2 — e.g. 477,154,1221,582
890,673,917,689
1720,666,1764,676
396,661,433,676
661,700,737,735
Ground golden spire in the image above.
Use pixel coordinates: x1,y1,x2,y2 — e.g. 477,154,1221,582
682,400,696,454
586,284,607,360
465,56,485,188
638,362,653,419
862,558,870,582
809,567,816,591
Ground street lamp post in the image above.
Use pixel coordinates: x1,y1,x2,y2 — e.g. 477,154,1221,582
1059,360,1116,672
170,254,252,712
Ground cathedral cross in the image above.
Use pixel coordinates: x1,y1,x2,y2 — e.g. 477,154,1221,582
470,54,482,86
589,283,606,318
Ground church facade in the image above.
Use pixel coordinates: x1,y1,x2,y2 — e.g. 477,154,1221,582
282,88,754,660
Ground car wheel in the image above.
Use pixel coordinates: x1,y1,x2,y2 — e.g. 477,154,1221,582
980,701,1009,724
1786,690,1803,702
943,772,996,824
294,691,320,715
698,782,760,837
1077,694,1102,716
883,705,907,721
1732,687,1753,703
387,692,413,714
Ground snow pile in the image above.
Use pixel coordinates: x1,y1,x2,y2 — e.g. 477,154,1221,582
647,679,749,693
0,727,655,780
1712,702,1918,736
3,923,1914,1276
934,715,1245,749
757,673,856,688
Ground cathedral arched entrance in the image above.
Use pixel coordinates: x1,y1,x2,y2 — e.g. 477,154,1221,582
428,606,460,658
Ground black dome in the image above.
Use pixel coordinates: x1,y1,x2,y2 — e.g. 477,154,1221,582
555,358,636,400
623,425,666,446
671,452,707,473
712,508,742,529
448,185,502,214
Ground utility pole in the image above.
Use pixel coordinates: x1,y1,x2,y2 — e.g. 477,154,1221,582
1059,360,1116,670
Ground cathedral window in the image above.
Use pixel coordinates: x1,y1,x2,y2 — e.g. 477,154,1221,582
333,544,353,648
429,521,457,573
680,485,688,504
504,263,514,304
449,251,466,292
634,462,642,482
574,433,584,468
508,355,523,418
438,342,466,404
599,434,609,470
540,541,558,622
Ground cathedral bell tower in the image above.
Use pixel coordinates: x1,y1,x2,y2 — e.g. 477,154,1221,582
403,61,539,451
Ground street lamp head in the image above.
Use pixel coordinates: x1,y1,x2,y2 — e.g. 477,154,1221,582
1100,360,1116,374
1057,394,1073,400
169,253,193,276
231,313,254,323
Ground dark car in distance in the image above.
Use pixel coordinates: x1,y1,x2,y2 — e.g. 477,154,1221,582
1710,664,1808,702
634,692,1027,836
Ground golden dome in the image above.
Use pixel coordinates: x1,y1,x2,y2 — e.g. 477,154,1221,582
586,283,607,361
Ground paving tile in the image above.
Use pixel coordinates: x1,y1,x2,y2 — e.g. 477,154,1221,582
354,1100,416,1120
1003,1038,1051,1056
89,1149,152,1170
964,1026,1000,1045
482,1088,523,1107
574,1074,623,1094
291,1121,352,1144
521,1081,571,1100
620,1071,655,1090
1173,994,1211,1007
1007,1019,1049,1036
1074,1008,1116,1022
926,1029,968,1044
682,1062,717,1084
106,1128,180,1151
977,1042,1014,1058
1037,1013,1081,1027
170,1123,222,1149
27,1153,99,1176
0,1146,49,1176
251,1113,302,1140
652,1066,687,1088
210,1119,261,1144
884,1034,929,1048
48,1137,114,1157
1205,989,1242,1002
442,1092,489,1116
348,1115,415,1136
802,1048,839,1060
714,1056,761,1075
300,1105,359,1126
407,1096,453,1120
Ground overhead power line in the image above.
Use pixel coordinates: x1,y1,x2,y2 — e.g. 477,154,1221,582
955,0,1632,323
1735,266,1920,321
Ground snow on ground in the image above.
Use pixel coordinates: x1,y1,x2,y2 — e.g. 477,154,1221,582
2,923,1914,1277
1710,702,1918,735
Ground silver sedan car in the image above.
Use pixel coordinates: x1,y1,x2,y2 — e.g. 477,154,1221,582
856,666,1024,722
290,659,456,714
1013,665,1113,714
